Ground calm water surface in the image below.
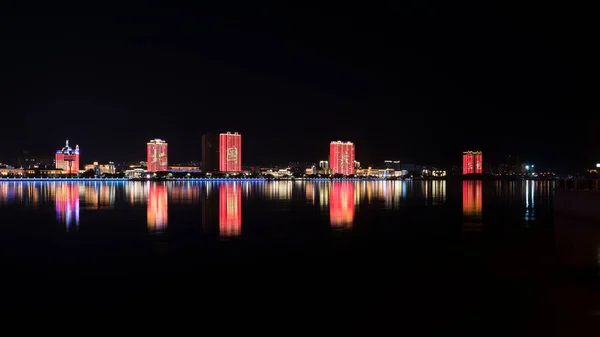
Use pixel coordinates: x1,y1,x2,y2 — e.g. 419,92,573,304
1,180,597,334
0,180,553,235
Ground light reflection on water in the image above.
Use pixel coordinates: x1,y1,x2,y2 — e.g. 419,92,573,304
0,180,555,235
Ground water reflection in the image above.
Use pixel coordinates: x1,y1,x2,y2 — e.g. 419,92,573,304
82,183,116,209
219,183,242,237
147,183,168,232
524,180,536,223
0,181,556,237
329,182,355,229
462,181,482,231
55,183,80,231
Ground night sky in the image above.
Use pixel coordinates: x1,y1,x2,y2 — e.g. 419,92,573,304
0,3,596,171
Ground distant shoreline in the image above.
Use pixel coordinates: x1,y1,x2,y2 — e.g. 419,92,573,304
0,176,559,182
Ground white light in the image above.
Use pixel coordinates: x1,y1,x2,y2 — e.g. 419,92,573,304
597,163,600,168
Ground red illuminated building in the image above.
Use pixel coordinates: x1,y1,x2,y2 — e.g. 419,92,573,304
329,181,354,229
147,139,168,172
55,140,80,175
462,151,483,174
219,132,242,172
330,141,355,175
147,183,168,231
219,183,241,236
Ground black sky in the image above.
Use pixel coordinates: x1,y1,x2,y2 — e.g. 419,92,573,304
0,2,596,171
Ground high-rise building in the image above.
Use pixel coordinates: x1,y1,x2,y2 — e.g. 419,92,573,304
329,141,355,175
147,139,168,172
219,132,242,172
384,160,401,171
462,151,483,175
202,133,220,172
18,150,54,169
55,140,80,175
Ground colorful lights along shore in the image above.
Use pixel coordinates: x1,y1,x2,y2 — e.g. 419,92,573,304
462,151,482,175
330,141,355,175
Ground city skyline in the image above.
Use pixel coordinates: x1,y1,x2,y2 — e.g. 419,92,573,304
0,4,595,171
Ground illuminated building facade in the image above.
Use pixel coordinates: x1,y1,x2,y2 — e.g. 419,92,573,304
147,183,168,232
462,151,483,174
202,133,220,172
219,183,242,236
84,162,116,175
329,141,355,175
147,139,168,172
329,181,355,229
219,132,242,172
55,140,80,175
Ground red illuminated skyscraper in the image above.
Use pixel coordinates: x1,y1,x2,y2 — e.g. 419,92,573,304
147,139,168,172
462,151,483,175
329,141,355,175
55,140,80,175
219,132,242,172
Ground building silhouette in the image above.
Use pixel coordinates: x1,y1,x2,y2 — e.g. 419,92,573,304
202,133,220,173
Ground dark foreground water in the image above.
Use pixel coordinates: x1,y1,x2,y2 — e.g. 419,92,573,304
0,180,598,334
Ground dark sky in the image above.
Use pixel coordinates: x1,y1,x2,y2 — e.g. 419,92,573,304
0,2,596,171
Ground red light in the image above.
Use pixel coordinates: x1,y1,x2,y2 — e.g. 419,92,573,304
55,183,79,230
147,140,168,172
148,183,168,231
219,183,241,236
329,181,354,229
462,151,482,175
219,133,242,172
329,142,355,175
462,181,482,230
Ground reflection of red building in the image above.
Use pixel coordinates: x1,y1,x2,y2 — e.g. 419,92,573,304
330,141,355,175
147,139,168,172
462,181,482,230
219,132,242,172
147,183,168,231
219,183,242,236
329,182,355,229
55,183,80,231
462,151,482,174
55,140,80,175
